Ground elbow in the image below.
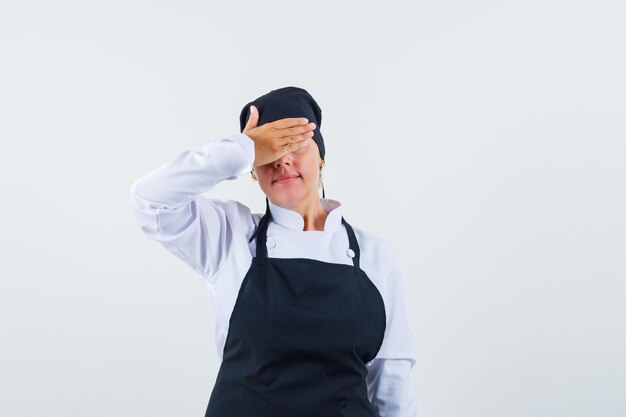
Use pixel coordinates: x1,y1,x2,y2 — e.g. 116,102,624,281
129,183,163,240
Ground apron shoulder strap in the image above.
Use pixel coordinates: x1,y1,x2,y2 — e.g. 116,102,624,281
250,197,271,264
248,197,271,244
341,217,361,270
251,198,361,269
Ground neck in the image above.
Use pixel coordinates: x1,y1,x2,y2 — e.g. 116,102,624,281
300,199,328,231
273,193,328,231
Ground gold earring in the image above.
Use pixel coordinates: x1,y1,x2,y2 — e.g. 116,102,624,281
251,170,257,182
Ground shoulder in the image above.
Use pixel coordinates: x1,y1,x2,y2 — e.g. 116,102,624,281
201,197,263,240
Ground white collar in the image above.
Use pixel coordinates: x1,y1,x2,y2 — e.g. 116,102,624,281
268,197,343,232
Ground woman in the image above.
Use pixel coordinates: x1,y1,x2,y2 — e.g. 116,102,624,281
130,86,418,417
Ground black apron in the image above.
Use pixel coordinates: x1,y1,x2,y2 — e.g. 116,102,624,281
205,199,386,417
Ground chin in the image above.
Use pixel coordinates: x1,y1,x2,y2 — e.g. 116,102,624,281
270,189,307,205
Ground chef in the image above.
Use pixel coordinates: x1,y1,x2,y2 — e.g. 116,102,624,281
130,86,418,417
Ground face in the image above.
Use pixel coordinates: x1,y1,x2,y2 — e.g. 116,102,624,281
253,140,323,209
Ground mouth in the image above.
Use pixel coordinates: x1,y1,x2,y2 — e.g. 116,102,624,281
273,175,301,184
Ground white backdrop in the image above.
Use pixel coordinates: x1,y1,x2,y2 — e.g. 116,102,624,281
1,1,625,416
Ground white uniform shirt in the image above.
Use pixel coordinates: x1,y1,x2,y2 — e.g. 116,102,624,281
130,132,419,417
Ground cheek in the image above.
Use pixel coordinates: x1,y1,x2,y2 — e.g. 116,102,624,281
257,167,272,182
302,166,319,181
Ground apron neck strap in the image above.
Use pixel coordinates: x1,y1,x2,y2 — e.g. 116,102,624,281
250,196,361,269
341,217,361,269
249,197,271,264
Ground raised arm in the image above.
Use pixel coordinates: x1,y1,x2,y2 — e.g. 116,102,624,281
129,133,255,282
129,107,316,283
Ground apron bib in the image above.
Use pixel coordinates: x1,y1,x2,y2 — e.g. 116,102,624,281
205,200,386,417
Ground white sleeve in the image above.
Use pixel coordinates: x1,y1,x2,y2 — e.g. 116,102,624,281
129,133,255,282
366,359,418,417
376,254,418,367
366,254,419,416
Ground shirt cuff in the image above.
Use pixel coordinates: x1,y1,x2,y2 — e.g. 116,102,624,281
230,133,255,167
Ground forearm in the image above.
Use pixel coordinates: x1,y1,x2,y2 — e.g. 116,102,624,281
130,133,254,210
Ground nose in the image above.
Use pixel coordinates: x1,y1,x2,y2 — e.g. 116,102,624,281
273,153,292,168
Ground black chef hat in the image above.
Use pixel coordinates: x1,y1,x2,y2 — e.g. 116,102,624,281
239,86,325,162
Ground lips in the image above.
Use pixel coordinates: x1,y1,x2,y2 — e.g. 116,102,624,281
273,174,300,183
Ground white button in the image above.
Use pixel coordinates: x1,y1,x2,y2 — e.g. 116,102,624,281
347,248,355,258
267,238,276,248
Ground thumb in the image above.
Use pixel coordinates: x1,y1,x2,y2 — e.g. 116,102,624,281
244,105,259,132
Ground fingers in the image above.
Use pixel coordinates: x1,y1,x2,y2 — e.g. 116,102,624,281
281,136,311,153
277,121,316,139
250,116,315,165
273,117,309,128
280,132,313,154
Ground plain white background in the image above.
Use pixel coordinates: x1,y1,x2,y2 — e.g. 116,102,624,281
1,1,625,416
